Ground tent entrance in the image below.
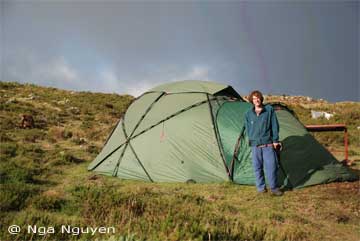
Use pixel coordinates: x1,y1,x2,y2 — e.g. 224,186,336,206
215,101,254,184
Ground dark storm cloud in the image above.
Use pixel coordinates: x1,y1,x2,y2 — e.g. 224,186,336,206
1,1,358,101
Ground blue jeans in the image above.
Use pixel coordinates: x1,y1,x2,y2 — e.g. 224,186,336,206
251,146,279,191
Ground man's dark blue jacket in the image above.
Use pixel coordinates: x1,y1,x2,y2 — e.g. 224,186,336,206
245,104,280,147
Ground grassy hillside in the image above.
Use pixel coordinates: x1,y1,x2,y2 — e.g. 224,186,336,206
0,81,359,241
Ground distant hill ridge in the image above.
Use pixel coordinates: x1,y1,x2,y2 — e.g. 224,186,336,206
1,80,359,150
1,80,341,102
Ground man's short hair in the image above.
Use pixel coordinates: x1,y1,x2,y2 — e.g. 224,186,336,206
249,90,264,103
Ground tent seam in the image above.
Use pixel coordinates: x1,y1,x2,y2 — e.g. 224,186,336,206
88,92,159,171
230,126,246,180
121,120,154,182
206,94,231,180
113,92,166,176
91,95,231,173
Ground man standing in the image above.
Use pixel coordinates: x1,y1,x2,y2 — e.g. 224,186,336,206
245,90,283,196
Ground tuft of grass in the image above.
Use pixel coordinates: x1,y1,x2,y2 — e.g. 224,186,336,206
32,194,66,211
86,145,100,154
0,183,40,211
52,151,85,165
22,128,46,143
0,162,37,184
0,132,13,142
0,142,18,158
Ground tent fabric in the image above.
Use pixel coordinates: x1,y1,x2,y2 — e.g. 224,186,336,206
271,104,357,188
88,80,358,188
149,80,241,99
216,101,254,185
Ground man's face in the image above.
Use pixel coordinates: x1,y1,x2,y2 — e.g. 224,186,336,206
252,95,262,108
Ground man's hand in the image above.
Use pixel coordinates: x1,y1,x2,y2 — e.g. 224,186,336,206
273,142,282,151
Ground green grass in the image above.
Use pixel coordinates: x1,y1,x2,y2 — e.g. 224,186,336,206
0,81,359,241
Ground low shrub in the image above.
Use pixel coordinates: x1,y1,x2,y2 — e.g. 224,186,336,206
0,81,19,89
87,145,100,154
48,127,73,140
52,151,84,165
0,132,13,142
22,129,46,142
18,145,45,164
0,142,18,158
62,130,73,139
0,117,16,130
32,194,66,211
0,162,37,184
80,120,93,129
0,183,39,211
72,137,87,145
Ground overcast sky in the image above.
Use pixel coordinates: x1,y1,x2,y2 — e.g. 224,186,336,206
0,1,359,101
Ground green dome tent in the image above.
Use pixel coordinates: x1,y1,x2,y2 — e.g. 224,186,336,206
88,80,358,188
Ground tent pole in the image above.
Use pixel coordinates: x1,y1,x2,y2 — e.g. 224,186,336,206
206,94,231,180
